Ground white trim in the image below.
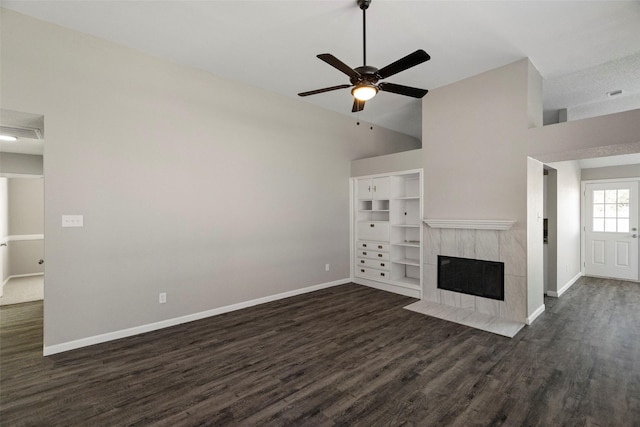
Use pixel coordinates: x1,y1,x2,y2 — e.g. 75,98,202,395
547,272,582,298
353,277,421,298
0,173,43,179
423,219,516,230
7,234,44,241
352,168,424,181
581,177,640,185
349,178,355,283
526,304,545,325
6,272,43,280
43,278,350,356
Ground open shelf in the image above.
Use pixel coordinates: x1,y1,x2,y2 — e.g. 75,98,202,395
392,276,420,288
393,258,421,266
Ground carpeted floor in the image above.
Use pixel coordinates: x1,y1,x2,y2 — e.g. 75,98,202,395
0,276,44,306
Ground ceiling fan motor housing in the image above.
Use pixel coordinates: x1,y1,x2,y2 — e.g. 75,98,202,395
351,65,380,86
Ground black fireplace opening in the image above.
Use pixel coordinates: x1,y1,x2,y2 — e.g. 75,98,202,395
437,255,504,301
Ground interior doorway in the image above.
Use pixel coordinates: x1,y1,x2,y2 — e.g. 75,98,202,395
0,176,44,306
0,109,45,305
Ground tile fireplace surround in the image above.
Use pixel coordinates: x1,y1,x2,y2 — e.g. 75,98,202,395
422,220,527,325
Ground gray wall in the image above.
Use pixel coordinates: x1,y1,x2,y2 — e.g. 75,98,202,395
0,178,8,285
528,108,640,163
422,59,534,226
582,164,640,181
8,178,44,235
351,148,423,177
547,161,581,296
8,178,44,276
1,9,419,349
548,161,582,293
544,168,558,294
0,153,43,176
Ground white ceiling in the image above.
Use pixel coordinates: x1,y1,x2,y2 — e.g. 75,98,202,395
1,0,640,151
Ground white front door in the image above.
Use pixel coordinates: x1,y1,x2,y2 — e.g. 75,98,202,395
584,181,639,281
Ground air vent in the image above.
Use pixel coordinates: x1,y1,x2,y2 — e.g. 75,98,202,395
0,125,43,139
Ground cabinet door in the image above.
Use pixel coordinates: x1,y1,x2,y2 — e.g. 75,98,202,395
357,179,373,200
373,177,390,200
357,222,390,241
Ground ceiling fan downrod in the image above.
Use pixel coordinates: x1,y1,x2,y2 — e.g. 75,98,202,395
358,0,371,66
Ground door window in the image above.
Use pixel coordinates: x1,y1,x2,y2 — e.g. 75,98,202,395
592,188,630,232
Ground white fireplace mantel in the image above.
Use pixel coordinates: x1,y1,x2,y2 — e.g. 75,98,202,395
423,219,516,231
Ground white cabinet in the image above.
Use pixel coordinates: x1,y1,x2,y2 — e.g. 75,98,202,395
352,170,422,298
357,177,390,200
356,221,390,242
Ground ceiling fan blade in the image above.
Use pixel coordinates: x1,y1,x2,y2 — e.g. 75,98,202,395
376,49,431,79
352,99,365,112
298,84,352,97
378,82,428,98
317,54,361,79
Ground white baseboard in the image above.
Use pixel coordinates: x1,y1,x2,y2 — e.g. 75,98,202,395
2,272,44,294
8,234,44,241
547,272,582,298
43,278,350,356
526,304,545,325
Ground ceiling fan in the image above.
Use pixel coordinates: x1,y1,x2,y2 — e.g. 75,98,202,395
298,0,430,113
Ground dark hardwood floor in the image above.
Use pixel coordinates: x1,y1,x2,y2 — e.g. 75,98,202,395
1,277,639,426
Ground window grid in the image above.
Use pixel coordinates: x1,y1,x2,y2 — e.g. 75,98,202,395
592,189,630,233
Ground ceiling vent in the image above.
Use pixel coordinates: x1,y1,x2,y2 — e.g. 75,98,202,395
0,125,43,140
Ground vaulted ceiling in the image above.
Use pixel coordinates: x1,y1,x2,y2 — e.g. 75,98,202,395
2,1,640,143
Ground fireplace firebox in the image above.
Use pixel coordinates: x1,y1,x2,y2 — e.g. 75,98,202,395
437,255,504,301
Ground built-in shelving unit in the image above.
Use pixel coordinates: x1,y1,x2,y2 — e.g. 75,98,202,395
352,169,423,298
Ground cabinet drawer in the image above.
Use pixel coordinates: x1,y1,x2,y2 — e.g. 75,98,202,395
357,250,390,261
357,222,390,242
355,266,389,280
356,258,389,270
358,241,389,251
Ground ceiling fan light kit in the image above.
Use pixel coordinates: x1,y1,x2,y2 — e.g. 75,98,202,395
352,85,378,101
298,0,430,113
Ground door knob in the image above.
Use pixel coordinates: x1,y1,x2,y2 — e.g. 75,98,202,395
632,234,638,238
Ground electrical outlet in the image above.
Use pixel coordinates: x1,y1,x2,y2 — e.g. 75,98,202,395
62,215,84,227
159,292,167,304
325,263,330,271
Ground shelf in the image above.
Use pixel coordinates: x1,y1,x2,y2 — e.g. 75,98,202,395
392,277,420,288
392,241,420,247
391,224,420,228
393,258,420,267
392,196,420,200
423,219,516,230
359,210,390,213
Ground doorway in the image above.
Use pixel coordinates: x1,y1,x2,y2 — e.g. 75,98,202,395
0,176,44,305
583,179,639,281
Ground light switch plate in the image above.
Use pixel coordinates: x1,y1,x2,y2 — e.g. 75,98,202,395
62,215,84,227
